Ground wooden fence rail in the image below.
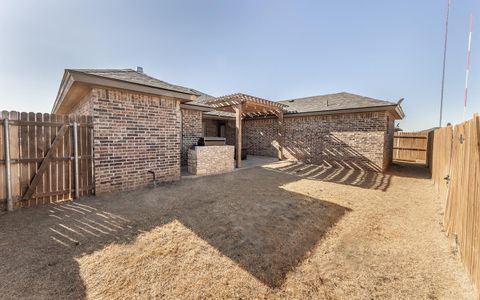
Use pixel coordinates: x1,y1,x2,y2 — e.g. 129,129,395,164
393,132,429,164
0,111,94,211
430,114,480,294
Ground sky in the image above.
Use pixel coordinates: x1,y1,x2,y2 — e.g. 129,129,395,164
0,0,479,131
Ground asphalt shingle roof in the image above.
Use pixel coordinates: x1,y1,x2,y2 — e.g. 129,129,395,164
200,92,397,118
279,92,396,114
69,69,201,96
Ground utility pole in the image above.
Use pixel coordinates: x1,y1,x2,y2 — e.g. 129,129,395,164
439,0,451,127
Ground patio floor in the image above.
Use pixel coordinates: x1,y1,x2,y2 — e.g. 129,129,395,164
181,155,280,178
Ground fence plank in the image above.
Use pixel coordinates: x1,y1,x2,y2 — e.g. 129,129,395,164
43,113,51,205
9,111,20,206
22,124,69,200
19,112,29,202
393,132,429,163
0,111,93,210
28,112,36,205
51,115,58,203
430,115,480,294
0,112,5,205
35,113,44,204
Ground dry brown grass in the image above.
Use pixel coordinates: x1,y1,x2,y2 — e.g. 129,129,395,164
0,162,475,299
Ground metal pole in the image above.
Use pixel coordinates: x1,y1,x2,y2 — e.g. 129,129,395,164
4,118,13,211
439,0,451,127
73,122,80,199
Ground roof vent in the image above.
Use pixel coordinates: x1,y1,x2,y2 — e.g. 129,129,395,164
136,66,144,73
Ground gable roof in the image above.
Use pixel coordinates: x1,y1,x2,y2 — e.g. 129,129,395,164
68,69,201,96
52,68,201,114
279,92,397,113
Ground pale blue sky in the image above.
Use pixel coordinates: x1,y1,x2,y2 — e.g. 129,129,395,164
0,0,478,131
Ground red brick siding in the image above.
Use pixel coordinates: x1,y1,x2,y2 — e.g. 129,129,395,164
181,109,203,166
245,112,390,171
245,119,278,157
69,92,93,116
91,88,181,193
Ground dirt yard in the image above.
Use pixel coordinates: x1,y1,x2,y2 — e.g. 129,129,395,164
0,162,475,299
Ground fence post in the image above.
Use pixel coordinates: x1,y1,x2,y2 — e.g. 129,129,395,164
73,121,80,199
4,117,13,211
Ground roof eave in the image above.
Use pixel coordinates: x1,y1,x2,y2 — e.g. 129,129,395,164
284,104,405,119
68,70,197,100
202,114,235,120
393,103,406,119
285,104,405,119
51,70,75,114
52,70,199,114
201,104,405,120
180,103,213,112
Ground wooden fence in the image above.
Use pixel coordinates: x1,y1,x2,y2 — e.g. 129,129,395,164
0,111,94,211
430,114,480,293
393,132,429,164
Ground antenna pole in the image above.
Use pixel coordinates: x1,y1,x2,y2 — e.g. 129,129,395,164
464,14,473,121
439,0,451,127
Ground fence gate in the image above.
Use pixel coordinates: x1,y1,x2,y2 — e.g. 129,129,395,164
393,132,430,165
0,111,94,211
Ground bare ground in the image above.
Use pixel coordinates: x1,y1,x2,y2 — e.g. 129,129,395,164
0,162,475,299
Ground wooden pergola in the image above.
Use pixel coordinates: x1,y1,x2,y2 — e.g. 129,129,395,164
205,93,288,168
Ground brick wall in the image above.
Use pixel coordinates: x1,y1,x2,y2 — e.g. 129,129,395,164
245,119,278,157
70,92,93,116
70,88,182,193
245,111,391,171
181,109,203,166
188,145,234,176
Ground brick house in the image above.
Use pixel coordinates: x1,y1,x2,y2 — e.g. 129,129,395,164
52,68,404,194
195,93,404,172
52,68,208,193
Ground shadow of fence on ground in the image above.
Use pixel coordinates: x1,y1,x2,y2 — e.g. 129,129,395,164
265,160,391,191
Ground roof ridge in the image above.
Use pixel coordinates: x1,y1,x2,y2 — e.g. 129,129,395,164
135,71,198,93
68,68,133,72
279,92,393,104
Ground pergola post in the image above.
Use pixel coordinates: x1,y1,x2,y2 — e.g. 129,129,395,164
277,111,284,160
204,93,288,167
234,103,243,168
